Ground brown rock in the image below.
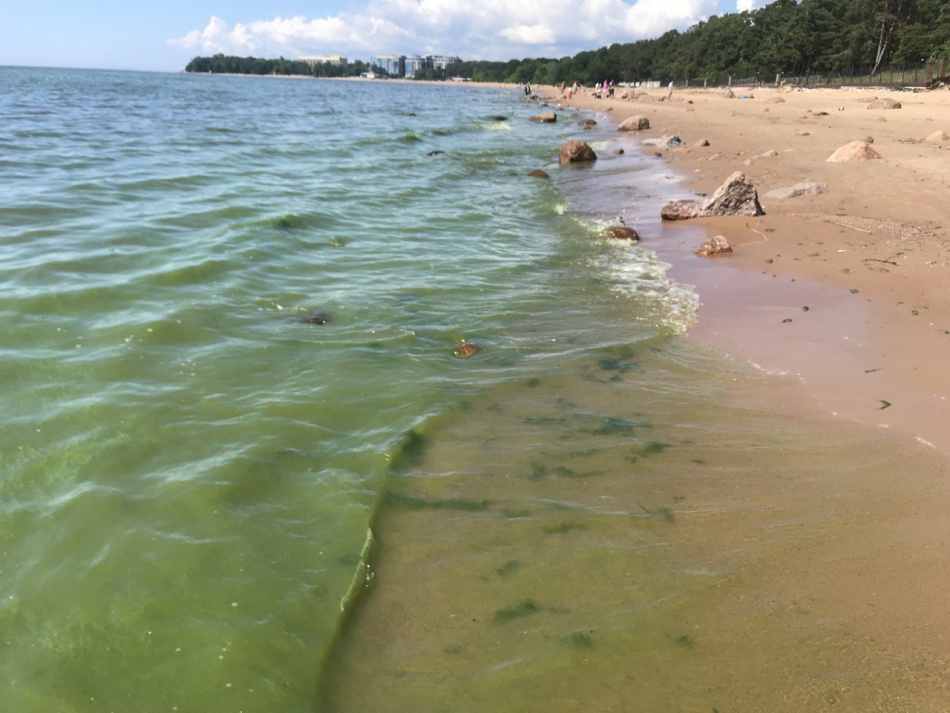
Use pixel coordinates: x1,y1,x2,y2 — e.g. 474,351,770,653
695,235,733,257
578,119,598,127
614,148,625,155
559,140,597,165
530,111,557,123
695,139,710,147
605,226,639,242
765,96,786,104
302,312,330,325
528,169,550,179
867,98,901,110
661,200,704,221
454,340,480,358
618,115,650,131
826,140,882,162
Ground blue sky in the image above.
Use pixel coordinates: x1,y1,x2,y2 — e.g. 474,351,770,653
0,0,754,73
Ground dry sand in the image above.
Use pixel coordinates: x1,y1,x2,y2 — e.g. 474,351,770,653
547,83,950,453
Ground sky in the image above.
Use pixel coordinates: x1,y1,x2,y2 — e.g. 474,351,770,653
0,0,768,73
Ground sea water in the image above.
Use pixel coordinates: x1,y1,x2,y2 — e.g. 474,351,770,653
1,67,947,713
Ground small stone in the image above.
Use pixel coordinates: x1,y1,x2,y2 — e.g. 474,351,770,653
302,312,330,325
695,235,733,257
605,226,640,242
614,148,625,155
454,340,479,358
528,169,550,179
695,139,710,147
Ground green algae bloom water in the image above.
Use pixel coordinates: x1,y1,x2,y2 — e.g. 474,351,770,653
2,68,947,713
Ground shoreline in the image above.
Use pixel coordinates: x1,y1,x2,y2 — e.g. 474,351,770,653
541,83,950,454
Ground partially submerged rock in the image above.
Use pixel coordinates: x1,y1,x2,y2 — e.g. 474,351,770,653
578,119,598,127
559,140,597,165
826,140,881,162
604,226,639,242
454,340,480,358
617,115,650,131
765,181,829,200
695,235,733,257
302,312,330,325
530,111,557,123
867,98,901,110
528,169,550,179
661,172,764,221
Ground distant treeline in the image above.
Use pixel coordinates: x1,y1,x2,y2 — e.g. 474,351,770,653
185,55,373,77
186,0,950,85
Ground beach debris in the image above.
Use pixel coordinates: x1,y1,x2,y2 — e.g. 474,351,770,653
528,169,550,179
695,139,710,147
694,235,733,257
661,171,764,221
301,311,331,325
618,115,650,131
454,340,480,358
529,111,557,123
605,226,640,242
878,399,891,410
826,140,881,162
559,140,597,165
926,130,950,143
867,98,901,110
765,181,829,200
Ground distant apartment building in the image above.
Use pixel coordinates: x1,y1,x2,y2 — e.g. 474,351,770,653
428,55,461,71
373,54,405,77
374,54,462,78
298,55,347,66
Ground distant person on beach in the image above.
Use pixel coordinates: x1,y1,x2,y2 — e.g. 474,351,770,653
668,81,674,99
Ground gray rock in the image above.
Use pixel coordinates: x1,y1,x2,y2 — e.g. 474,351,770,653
765,181,829,200
662,171,764,221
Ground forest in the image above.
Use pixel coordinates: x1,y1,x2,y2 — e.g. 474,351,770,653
185,0,950,85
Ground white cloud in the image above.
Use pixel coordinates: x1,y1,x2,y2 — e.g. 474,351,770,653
169,0,718,60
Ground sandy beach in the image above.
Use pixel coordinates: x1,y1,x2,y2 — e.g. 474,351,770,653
545,83,950,454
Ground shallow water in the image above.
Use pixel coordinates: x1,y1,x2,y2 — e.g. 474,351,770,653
1,68,947,712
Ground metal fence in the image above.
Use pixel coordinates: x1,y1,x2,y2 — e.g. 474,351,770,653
681,57,949,90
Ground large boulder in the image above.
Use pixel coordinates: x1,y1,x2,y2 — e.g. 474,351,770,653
530,111,557,123
695,235,733,257
661,172,764,221
765,181,829,200
559,140,597,165
867,98,901,110
826,140,882,162
618,115,650,131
